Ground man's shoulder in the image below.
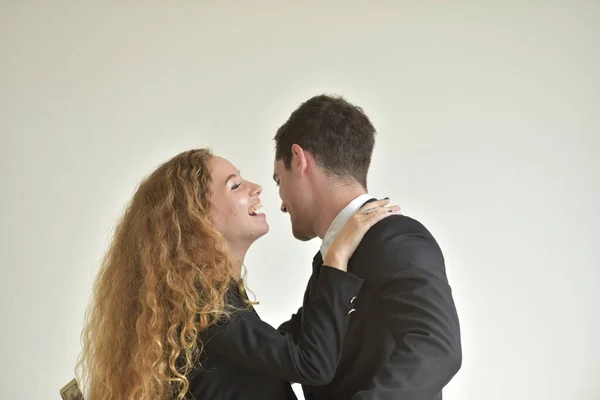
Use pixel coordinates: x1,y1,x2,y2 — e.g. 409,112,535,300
351,214,446,281
364,214,435,242
356,213,444,263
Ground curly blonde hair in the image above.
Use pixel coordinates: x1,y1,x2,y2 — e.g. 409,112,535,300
77,148,240,399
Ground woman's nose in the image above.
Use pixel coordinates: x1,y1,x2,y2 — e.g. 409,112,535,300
249,182,262,197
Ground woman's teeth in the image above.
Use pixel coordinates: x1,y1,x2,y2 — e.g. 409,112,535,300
249,203,263,215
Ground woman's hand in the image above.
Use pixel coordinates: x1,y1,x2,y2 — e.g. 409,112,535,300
324,199,401,271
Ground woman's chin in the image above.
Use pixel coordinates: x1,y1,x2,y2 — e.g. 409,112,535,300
257,221,270,237
245,214,269,241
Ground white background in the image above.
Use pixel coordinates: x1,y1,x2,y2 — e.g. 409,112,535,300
1,1,599,399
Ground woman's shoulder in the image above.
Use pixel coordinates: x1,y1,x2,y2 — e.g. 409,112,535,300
201,282,257,338
224,282,256,314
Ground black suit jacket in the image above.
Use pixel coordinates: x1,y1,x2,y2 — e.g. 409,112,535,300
187,266,364,400
279,211,462,400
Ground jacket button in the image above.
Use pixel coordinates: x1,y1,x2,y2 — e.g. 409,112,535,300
348,309,356,315
350,296,357,304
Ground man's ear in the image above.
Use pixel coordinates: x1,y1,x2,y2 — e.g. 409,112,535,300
291,144,308,175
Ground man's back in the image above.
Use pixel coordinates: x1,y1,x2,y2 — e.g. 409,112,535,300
280,214,462,400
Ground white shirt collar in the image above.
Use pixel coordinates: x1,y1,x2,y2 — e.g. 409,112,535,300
320,193,375,258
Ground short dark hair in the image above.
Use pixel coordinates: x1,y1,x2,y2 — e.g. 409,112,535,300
274,94,376,188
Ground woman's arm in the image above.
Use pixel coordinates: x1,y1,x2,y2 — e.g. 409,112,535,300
204,266,363,385
204,198,399,385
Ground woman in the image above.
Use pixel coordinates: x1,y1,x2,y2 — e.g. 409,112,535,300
77,149,399,400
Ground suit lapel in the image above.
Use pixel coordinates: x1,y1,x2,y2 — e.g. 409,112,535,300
312,251,323,273
307,251,323,304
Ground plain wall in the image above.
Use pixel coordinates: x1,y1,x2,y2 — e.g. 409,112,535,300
1,1,599,399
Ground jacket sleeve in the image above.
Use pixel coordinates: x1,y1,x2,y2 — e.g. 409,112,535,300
277,276,313,336
351,227,462,400
277,306,302,337
204,266,364,385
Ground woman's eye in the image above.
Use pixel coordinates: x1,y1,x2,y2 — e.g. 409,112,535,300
231,183,242,190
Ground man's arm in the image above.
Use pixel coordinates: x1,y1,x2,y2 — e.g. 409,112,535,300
205,266,363,385
352,219,462,399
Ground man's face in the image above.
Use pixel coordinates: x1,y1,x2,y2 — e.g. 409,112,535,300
273,158,316,241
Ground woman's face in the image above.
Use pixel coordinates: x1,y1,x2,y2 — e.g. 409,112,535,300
208,156,269,248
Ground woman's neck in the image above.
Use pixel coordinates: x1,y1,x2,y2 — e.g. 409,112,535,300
227,241,250,281
231,258,244,281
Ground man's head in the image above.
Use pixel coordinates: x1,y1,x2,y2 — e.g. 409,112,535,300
273,94,376,240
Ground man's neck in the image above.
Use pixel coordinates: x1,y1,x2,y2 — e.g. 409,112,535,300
313,182,367,240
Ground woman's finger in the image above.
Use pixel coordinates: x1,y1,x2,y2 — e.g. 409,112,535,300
361,205,401,225
359,204,400,219
357,198,391,215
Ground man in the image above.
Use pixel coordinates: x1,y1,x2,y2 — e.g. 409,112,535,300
273,95,462,400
